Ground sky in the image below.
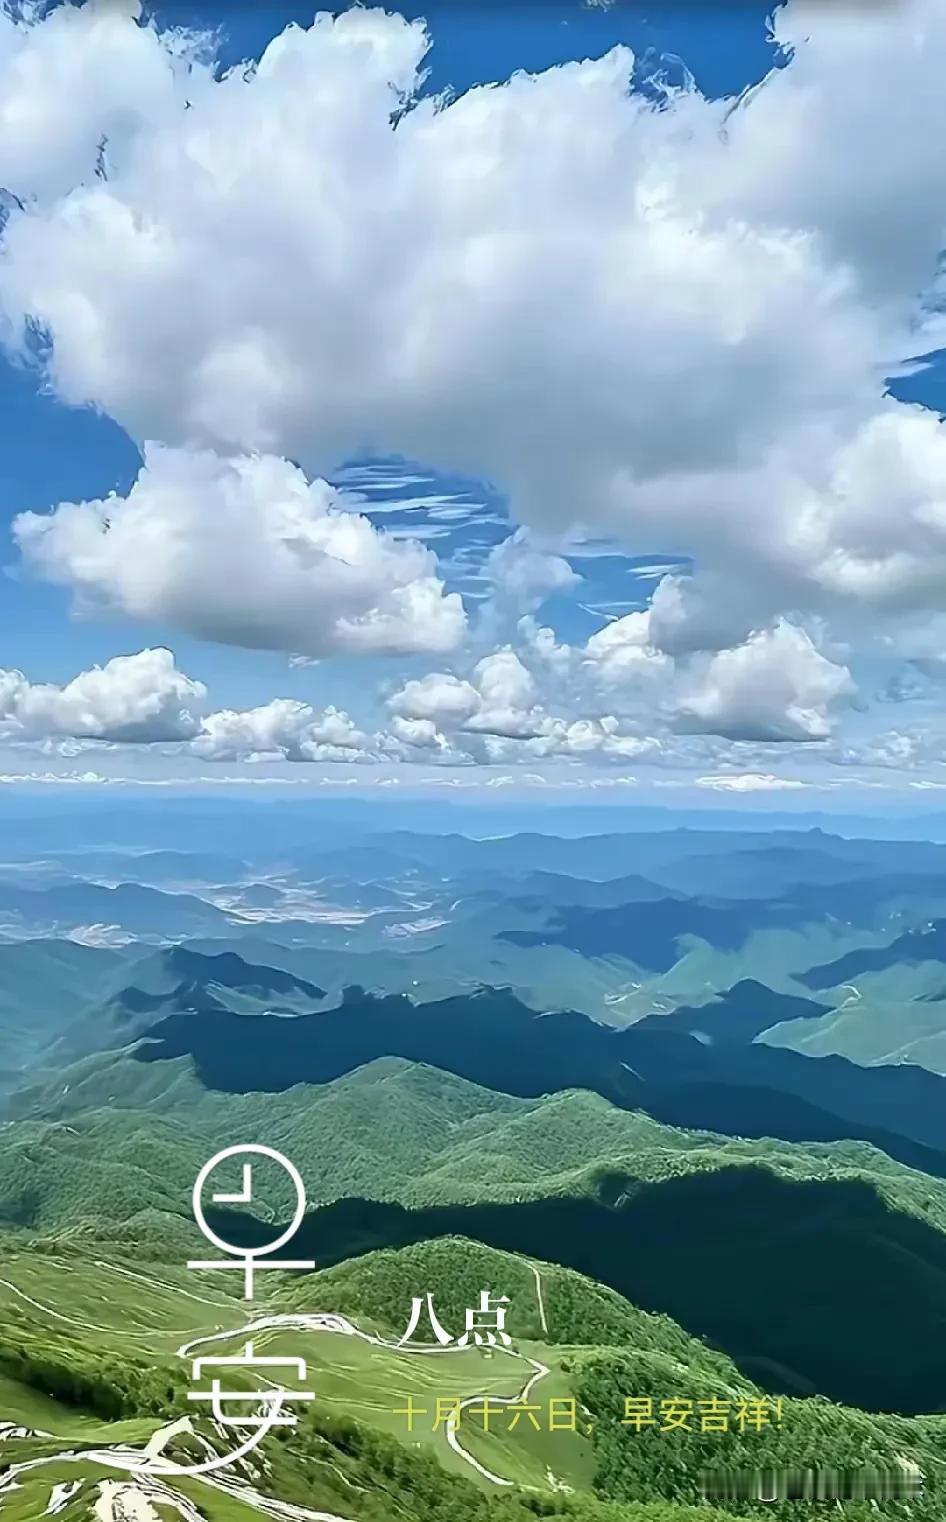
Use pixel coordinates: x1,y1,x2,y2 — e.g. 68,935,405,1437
2,0,946,805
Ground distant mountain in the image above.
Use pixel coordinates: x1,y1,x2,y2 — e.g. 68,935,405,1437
0,880,233,939
134,945,326,1002
20,818,946,1515
18,1055,946,1232
761,963,946,1075
7,1225,946,1518
0,939,135,1087
11,1054,946,1413
31,947,326,1069
493,870,684,909
30,847,253,885
0,937,129,1011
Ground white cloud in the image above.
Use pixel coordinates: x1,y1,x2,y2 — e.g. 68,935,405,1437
195,699,374,763
583,610,671,693
14,445,466,658
821,717,946,776
694,773,810,793
676,621,855,742
389,648,547,741
388,714,451,752
0,647,204,742
386,613,858,762
510,715,662,762
486,530,578,607
3,0,946,664
464,649,543,737
517,616,574,678
0,0,200,207
386,641,666,763
388,672,480,726
0,629,842,774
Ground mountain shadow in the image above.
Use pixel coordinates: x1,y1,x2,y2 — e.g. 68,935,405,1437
136,984,946,1174
634,979,832,1043
211,1165,946,1414
499,898,806,969
801,921,946,989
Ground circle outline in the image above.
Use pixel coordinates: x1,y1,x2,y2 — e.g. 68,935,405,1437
192,1144,307,1258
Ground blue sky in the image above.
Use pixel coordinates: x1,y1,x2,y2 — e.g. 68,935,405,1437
163,0,781,100
2,0,946,800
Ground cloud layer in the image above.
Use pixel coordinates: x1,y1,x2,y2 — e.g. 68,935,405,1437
3,4,946,634
2,2,946,777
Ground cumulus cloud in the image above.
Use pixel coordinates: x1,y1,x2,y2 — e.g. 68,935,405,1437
676,621,855,742
0,648,204,742
583,611,671,696
388,672,480,727
486,530,579,607
0,651,396,764
0,623,847,771
3,0,946,666
195,698,377,763
0,608,826,776
383,608,859,764
829,729,925,771
0,650,397,766
390,649,546,741
386,642,666,763
463,650,545,738
387,714,452,752
14,445,465,658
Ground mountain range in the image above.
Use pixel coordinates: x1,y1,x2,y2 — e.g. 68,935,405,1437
8,813,946,1518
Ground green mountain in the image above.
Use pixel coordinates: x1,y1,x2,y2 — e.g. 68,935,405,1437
10,1055,946,1230
9,1056,946,1412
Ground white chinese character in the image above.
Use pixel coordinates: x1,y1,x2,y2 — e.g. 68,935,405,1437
397,1291,453,1346
187,1341,314,1429
457,1290,512,1347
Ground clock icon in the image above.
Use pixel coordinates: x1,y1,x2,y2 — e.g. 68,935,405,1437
191,1144,307,1260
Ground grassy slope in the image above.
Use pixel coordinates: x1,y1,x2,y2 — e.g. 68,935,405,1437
2,1234,945,1521
0,1231,743,1521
